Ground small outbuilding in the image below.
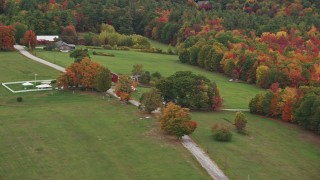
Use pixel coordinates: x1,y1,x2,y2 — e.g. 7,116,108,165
55,41,76,52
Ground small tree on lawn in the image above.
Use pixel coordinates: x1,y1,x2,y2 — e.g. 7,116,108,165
132,64,143,77
211,123,232,142
70,49,90,62
23,30,37,49
140,88,163,113
115,75,133,101
234,111,247,133
159,102,197,139
95,66,112,92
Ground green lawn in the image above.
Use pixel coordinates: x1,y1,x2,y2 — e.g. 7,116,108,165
0,51,60,97
0,92,210,180
131,86,150,101
0,51,210,179
35,49,263,108
191,111,320,180
148,39,176,52
1,48,320,180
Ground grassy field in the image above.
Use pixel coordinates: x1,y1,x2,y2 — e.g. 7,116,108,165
191,111,320,180
0,51,210,179
148,39,177,52
131,86,150,101
0,51,60,97
25,46,320,180
0,92,210,180
35,49,263,108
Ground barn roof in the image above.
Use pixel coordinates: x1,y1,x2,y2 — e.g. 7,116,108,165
36,35,59,42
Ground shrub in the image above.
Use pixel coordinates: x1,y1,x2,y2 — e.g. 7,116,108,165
140,88,163,113
115,46,130,51
102,44,113,50
211,123,232,141
234,111,247,133
92,51,115,57
17,97,23,102
159,102,197,139
140,71,151,85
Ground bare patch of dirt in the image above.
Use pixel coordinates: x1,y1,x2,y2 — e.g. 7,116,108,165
144,122,181,148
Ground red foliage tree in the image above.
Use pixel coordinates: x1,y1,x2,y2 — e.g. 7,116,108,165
0,25,15,51
62,0,68,10
23,30,37,49
61,25,77,44
282,101,293,122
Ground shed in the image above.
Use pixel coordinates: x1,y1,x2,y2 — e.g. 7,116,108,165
55,41,76,52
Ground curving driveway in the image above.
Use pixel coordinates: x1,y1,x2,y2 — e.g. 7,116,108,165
14,45,66,73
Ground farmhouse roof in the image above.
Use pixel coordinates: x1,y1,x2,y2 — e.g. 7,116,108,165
36,35,59,42
55,40,75,48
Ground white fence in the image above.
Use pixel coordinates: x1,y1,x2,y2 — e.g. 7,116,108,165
2,79,56,93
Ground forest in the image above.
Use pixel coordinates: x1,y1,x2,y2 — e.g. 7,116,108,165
0,0,319,133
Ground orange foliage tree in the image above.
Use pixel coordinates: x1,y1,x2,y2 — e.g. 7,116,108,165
280,87,298,122
58,57,103,89
159,102,197,139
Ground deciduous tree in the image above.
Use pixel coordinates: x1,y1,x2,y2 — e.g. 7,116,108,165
69,49,90,62
159,102,197,139
95,66,112,92
234,111,247,133
140,88,163,113
23,30,36,49
61,25,77,44
0,25,15,51
58,57,101,89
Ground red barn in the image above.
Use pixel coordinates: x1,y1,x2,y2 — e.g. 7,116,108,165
111,73,119,83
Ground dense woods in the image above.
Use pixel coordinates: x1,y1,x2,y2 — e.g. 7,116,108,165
1,0,319,86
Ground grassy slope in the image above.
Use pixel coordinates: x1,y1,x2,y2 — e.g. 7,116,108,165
35,49,263,108
0,92,209,180
148,39,176,52
0,51,210,179
191,111,320,180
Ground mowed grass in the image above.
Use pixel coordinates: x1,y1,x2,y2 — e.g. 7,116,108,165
0,51,210,179
148,39,176,52
0,92,210,180
35,48,263,108
0,51,60,97
191,111,320,180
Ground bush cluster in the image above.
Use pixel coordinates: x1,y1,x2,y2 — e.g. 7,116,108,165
211,123,232,142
